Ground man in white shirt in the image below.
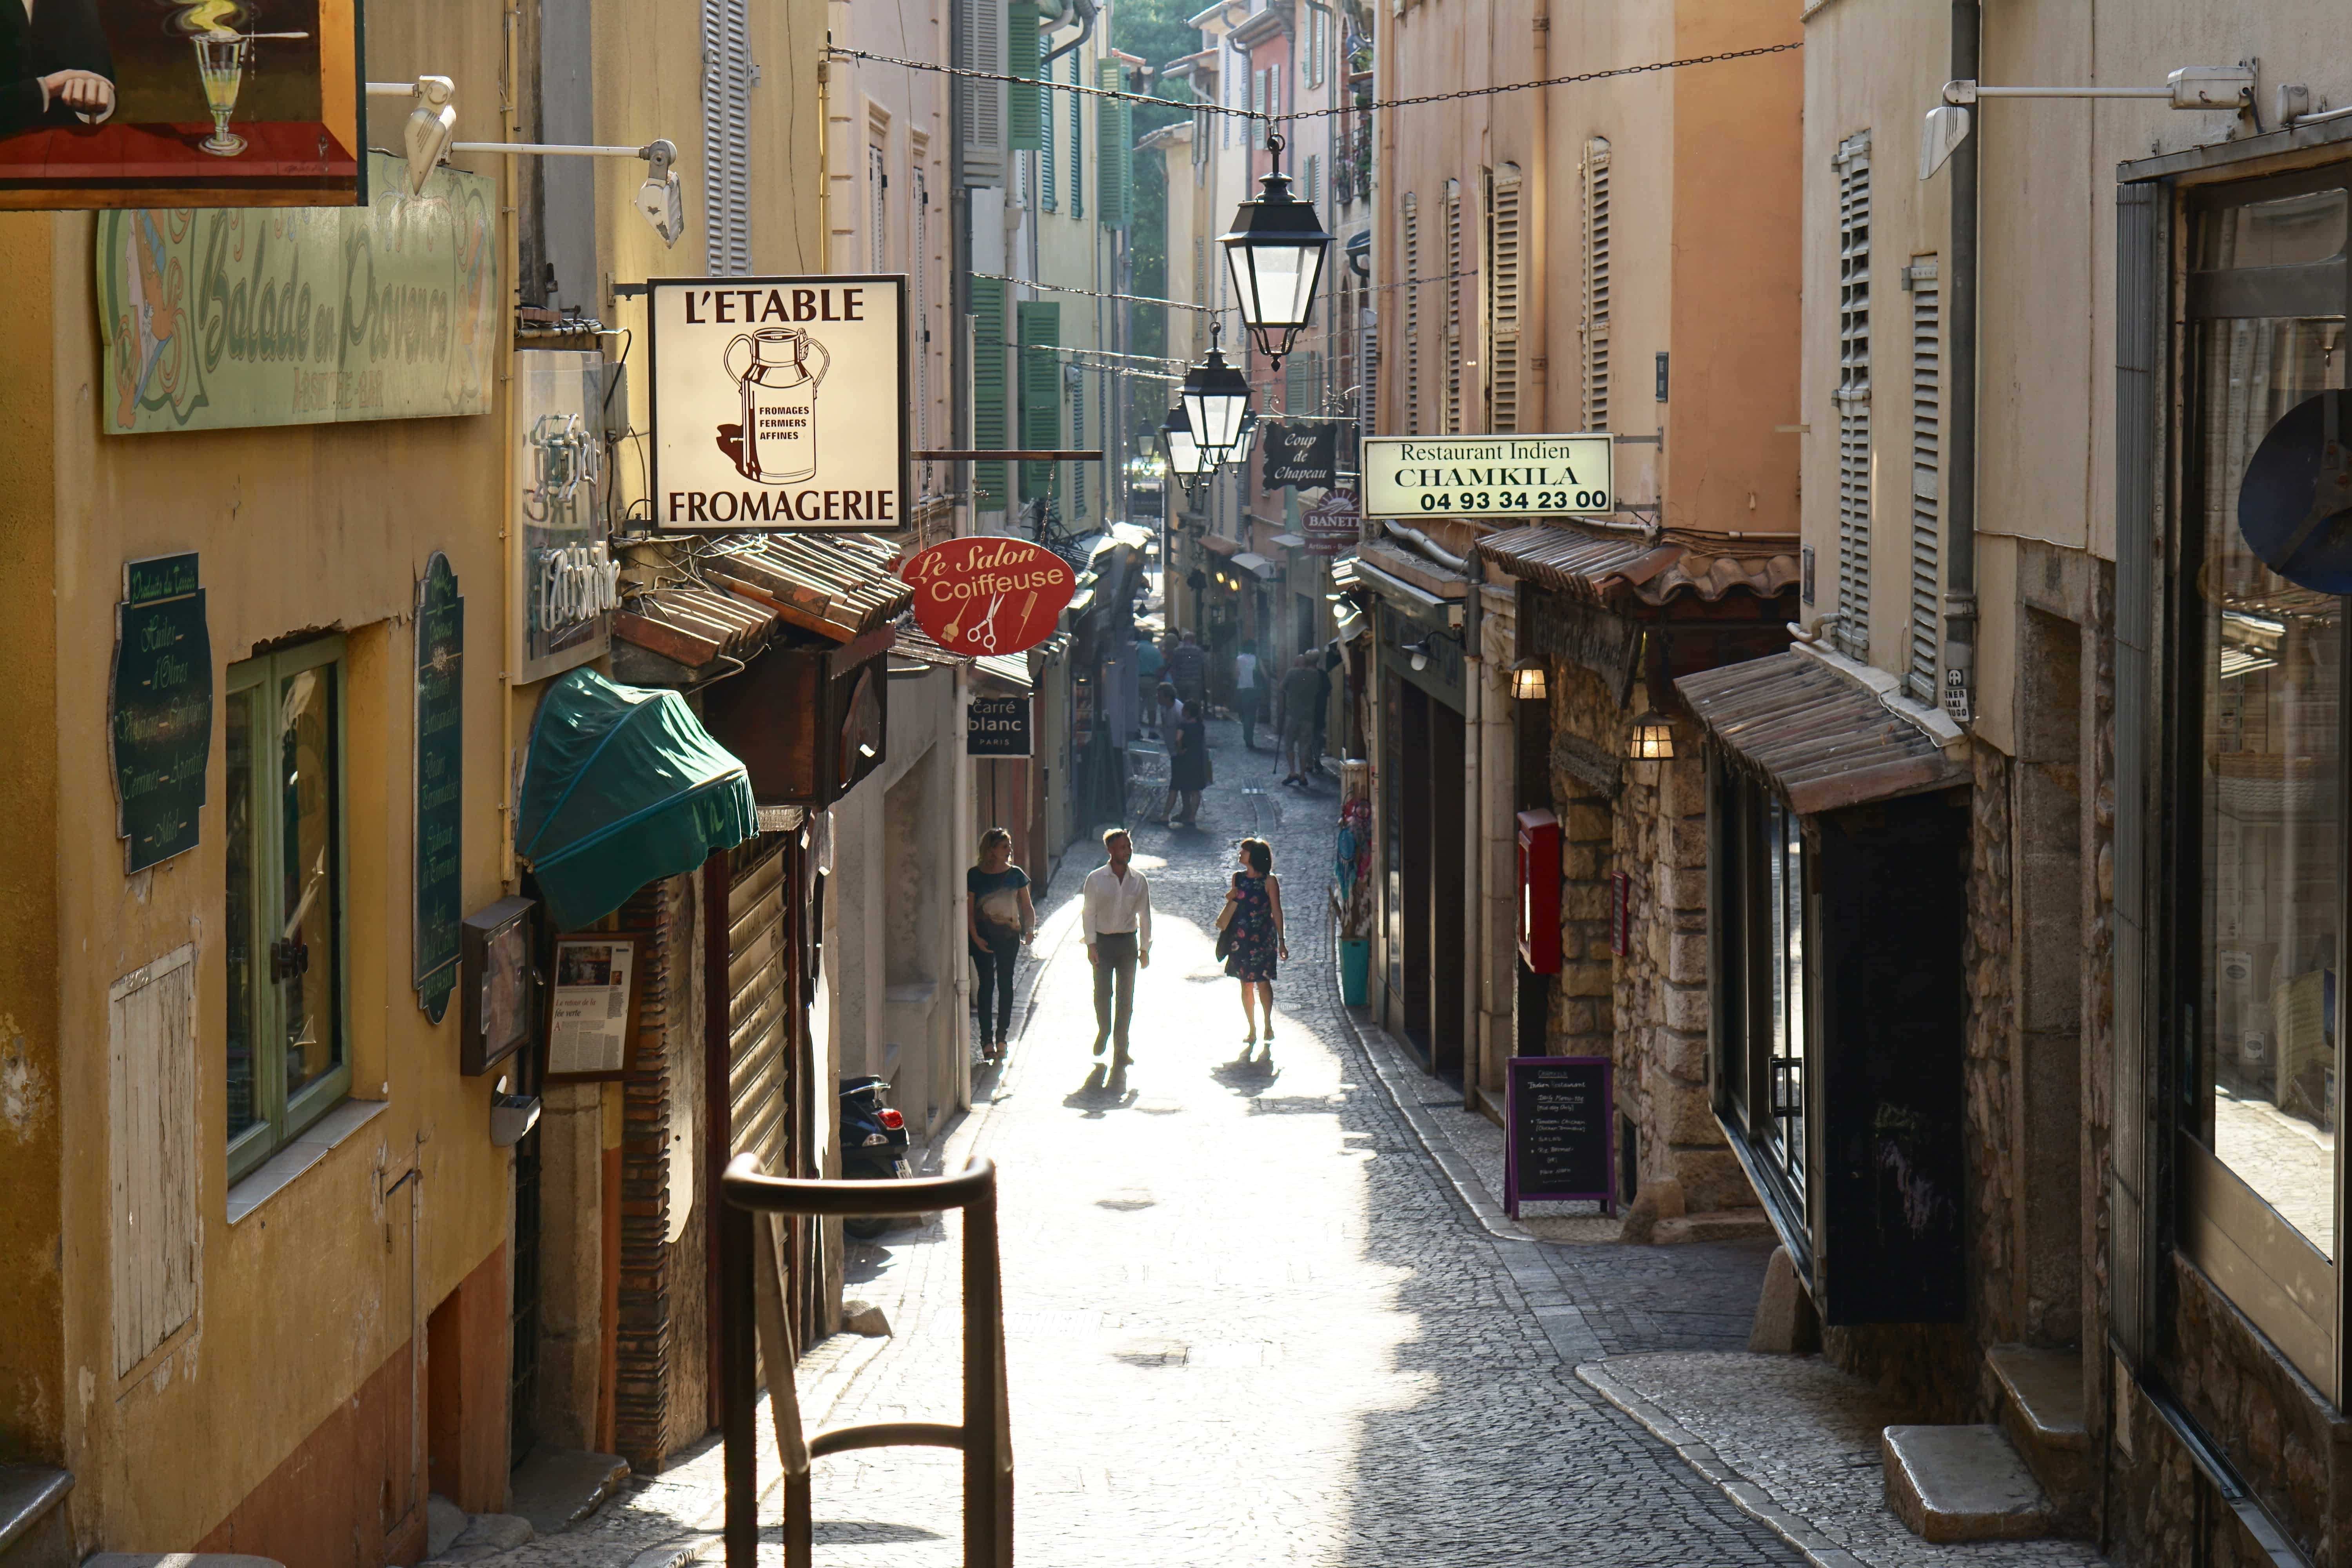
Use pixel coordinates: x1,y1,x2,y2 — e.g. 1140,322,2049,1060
1232,637,1261,750
1080,826,1153,1061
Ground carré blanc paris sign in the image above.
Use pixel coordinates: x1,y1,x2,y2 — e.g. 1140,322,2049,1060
648,275,909,532
1361,435,1615,519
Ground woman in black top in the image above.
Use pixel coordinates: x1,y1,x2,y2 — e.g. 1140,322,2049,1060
967,827,1034,1060
1167,692,1210,826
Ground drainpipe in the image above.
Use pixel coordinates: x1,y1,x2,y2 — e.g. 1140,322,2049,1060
1042,0,1096,68
1944,0,1979,722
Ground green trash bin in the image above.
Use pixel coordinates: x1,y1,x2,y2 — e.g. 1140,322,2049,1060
1339,938,1370,1005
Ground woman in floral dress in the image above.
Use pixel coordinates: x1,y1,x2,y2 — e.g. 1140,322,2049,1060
1221,837,1287,1045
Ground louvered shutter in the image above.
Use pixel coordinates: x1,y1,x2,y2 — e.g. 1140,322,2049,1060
957,0,1006,187
1071,371,1087,519
1833,131,1872,661
1581,139,1610,431
1018,301,1061,501
1488,163,1522,433
1037,34,1056,210
1907,256,1941,701
971,277,1009,508
1096,58,1131,227
700,0,753,275
1443,180,1463,433
1285,354,1309,414
1007,4,1042,152
1402,192,1421,436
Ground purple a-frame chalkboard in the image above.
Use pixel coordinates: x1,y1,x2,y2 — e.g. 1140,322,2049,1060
1505,1055,1615,1218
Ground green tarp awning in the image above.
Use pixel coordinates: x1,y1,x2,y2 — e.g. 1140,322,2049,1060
518,668,757,930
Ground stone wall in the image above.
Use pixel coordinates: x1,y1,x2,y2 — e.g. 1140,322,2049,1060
1543,652,1753,1238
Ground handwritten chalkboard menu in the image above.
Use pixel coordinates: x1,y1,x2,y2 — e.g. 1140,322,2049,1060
414,554,465,1023
1505,1055,1615,1217
111,554,212,873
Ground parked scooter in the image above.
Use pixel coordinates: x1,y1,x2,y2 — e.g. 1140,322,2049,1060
839,1075,913,1239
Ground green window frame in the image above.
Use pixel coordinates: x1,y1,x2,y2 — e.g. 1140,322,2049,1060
225,635,351,1184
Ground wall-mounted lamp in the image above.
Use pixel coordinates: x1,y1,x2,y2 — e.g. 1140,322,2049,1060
367,76,456,195
1626,710,1675,761
446,136,685,245
1509,657,1548,702
1400,634,1435,673
1920,64,2254,180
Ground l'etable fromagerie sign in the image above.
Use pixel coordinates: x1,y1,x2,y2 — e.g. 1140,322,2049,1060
1360,435,1615,520
648,276,909,532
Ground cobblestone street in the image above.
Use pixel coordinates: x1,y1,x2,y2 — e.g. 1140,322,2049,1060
486,717,1806,1568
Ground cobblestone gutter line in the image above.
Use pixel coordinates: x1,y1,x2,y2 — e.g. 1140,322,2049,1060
1575,1360,1871,1568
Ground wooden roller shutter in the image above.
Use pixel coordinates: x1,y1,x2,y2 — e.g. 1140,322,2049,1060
726,835,792,1177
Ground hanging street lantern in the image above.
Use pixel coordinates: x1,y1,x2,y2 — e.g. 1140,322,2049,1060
1158,403,1214,502
1626,710,1676,760
1223,410,1261,471
1219,131,1335,365
1181,321,1254,463
1509,657,1548,702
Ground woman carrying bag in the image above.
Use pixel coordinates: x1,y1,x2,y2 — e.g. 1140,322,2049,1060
1217,837,1286,1047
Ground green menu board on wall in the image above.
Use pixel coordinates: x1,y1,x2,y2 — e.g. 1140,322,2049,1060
414,553,465,1022
111,553,211,874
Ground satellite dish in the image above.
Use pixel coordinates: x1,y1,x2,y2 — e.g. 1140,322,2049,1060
2239,390,2352,592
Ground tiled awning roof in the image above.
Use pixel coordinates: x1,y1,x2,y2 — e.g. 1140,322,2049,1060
1477,522,1799,608
1675,649,1967,816
613,532,915,677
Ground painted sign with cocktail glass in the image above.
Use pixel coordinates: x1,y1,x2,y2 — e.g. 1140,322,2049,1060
648,275,909,532
111,551,211,872
413,552,462,1022
95,149,497,432
0,0,361,210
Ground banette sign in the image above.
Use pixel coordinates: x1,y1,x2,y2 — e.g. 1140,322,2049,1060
1360,434,1614,520
648,274,908,532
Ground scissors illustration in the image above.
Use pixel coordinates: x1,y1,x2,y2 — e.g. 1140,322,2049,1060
969,593,1005,652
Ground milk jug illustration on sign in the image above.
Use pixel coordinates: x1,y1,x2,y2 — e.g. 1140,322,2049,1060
723,327,831,485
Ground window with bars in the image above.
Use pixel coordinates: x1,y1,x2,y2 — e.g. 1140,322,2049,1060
1403,191,1421,436
1444,179,1464,433
1834,131,1872,662
1486,163,1522,433
1581,138,1611,430
1907,256,1942,701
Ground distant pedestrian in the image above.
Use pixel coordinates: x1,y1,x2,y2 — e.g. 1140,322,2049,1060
1277,652,1323,788
1168,692,1210,825
1166,629,1208,715
1081,827,1154,1062
967,827,1034,1062
1135,631,1165,737
1220,837,1287,1046
1232,638,1262,749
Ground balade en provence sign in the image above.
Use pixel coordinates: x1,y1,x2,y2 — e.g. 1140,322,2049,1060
1361,435,1615,520
96,152,499,434
648,276,909,532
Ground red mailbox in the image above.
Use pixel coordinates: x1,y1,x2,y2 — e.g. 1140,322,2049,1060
1516,809,1562,973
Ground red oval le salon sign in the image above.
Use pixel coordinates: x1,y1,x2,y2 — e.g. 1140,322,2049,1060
900,538,1076,657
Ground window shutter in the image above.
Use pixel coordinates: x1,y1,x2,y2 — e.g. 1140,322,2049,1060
1069,51,1083,219
1007,5,1043,152
111,946,198,1377
1097,58,1132,227
1253,69,1267,149
1071,372,1088,519
1402,191,1421,436
957,0,1006,186
1581,138,1610,431
1907,256,1941,701
1303,152,1319,205
868,144,889,272
1443,179,1463,433
1037,36,1057,210
913,169,931,450
1834,131,1872,661
700,0,753,276
1018,301,1062,501
1285,354,1309,414
1487,162,1522,433
971,277,1009,508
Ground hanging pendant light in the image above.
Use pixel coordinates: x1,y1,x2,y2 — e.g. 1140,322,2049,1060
1158,403,1214,501
1219,131,1335,365
1181,319,1254,462
1224,410,1261,471
1509,657,1548,702
1626,710,1676,760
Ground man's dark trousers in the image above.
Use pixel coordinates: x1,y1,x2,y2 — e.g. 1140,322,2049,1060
1092,931,1138,1056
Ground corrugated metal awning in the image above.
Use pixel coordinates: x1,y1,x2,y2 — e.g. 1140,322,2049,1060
701,533,913,641
975,653,1034,693
1479,521,1799,607
1676,651,1967,815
